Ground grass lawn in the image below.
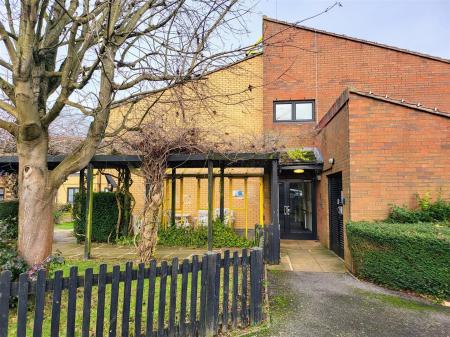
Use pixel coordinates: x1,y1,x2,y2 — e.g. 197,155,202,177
55,221,74,230
8,258,244,337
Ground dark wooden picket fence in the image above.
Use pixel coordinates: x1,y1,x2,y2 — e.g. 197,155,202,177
0,248,264,337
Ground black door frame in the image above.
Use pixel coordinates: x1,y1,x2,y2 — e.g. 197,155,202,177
279,178,317,240
328,172,344,258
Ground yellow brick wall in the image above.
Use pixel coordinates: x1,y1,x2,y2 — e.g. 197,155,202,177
2,56,270,232
108,55,265,231
55,171,111,205
128,168,269,234
108,55,263,143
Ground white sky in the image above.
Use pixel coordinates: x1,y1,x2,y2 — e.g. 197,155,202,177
243,0,450,59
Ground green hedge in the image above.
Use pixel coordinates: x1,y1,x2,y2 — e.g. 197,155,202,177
347,222,450,299
0,200,18,220
73,192,128,243
0,200,19,242
158,220,253,248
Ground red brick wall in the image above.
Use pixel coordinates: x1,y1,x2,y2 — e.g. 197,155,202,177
316,101,351,264
348,94,450,221
263,19,450,147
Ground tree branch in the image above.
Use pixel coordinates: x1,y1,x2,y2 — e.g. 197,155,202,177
0,21,16,62
0,101,17,118
0,118,18,136
0,76,15,103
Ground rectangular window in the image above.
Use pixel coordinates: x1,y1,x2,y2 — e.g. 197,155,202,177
274,100,315,122
67,188,79,204
0,188,4,201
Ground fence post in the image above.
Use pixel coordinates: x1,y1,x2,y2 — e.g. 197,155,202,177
0,271,11,337
250,248,264,325
205,252,217,337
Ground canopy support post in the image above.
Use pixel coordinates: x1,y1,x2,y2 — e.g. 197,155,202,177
207,160,214,251
84,163,94,260
219,163,225,223
171,168,176,227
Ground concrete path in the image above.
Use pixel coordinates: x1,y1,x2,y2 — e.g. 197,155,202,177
268,240,347,273
253,271,450,337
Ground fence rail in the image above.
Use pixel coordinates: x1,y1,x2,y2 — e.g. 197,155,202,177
0,248,264,337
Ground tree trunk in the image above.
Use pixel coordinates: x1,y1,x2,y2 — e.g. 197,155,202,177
138,181,163,263
15,92,55,265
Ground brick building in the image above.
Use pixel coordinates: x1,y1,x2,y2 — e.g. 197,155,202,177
89,17,450,265
261,17,449,264
1,17,448,266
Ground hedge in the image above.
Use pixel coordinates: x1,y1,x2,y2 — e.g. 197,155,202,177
347,221,450,299
158,220,253,248
73,192,128,243
0,200,18,220
0,200,19,242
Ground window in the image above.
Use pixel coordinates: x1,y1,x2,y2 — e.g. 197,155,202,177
0,188,4,201
67,188,79,204
274,100,315,122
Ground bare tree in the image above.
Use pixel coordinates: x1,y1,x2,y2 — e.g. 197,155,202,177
121,108,280,262
0,0,254,264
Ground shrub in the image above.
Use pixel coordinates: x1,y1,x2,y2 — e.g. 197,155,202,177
0,247,28,280
28,251,65,280
347,221,450,299
0,200,19,220
387,195,450,223
0,201,19,244
53,203,73,224
158,220,253,248
0,216,18,243
73,192,129,243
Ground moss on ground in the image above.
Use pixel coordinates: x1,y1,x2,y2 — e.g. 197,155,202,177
355,289,449,314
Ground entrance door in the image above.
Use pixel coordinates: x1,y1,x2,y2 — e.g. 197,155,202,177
279,180,315,239
328,173,344,258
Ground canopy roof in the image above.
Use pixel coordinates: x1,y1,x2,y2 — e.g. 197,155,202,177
0,149,323,173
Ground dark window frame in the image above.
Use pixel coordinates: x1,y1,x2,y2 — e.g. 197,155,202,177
273,100,315,123
0,187,4,201
67,187,79,204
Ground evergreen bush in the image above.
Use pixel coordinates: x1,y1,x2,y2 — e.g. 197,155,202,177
73,192,129,243
0,200,18,220
347,221,450,299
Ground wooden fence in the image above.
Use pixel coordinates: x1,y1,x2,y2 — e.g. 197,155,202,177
0,248,264,337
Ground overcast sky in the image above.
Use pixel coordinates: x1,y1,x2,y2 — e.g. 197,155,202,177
243,0,450,59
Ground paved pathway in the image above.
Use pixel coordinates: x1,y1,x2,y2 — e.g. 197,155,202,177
53,230,345,271
268,240,347,273
253,271,450,337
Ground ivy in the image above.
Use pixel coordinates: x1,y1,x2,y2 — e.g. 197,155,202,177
283,149,315,162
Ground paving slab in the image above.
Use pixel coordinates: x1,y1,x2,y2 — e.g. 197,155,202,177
267,240,346,273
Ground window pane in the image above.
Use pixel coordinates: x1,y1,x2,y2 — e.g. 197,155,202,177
295,102,313,120
67,188,79,203
275,103,292,120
